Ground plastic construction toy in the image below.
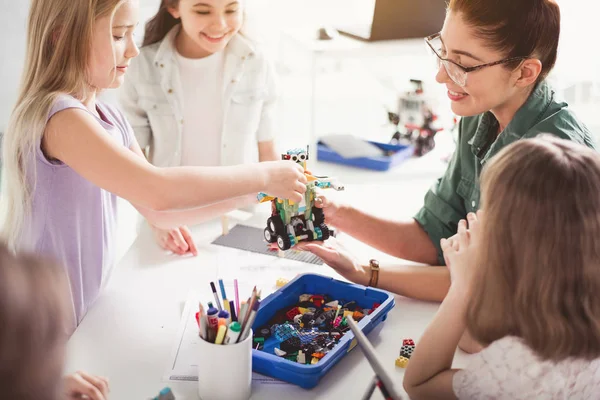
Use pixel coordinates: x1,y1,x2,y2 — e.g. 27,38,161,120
388,79,444,157
254,293,378,365
400,338,416,359
395,356,409,368
258,146,344,251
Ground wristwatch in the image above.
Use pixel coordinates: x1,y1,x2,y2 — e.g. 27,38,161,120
368,259,380,287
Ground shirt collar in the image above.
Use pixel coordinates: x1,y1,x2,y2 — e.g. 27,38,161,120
468,80,555,161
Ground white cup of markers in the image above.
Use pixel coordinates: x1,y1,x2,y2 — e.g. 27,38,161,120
196,280,260,400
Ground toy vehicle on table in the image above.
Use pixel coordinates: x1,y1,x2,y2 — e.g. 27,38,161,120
388,79,444,157
258,147,344,251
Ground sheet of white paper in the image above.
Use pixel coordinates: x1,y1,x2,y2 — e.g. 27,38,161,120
163,290,293,386
320,134,385,158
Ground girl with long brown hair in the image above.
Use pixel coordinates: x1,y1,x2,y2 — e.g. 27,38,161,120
120,0,281,255
404,136,600,398
1,0,306,332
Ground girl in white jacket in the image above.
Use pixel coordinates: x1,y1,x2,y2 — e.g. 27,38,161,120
120,0,279,255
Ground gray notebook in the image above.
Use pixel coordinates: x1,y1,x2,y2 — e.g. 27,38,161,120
211,224,324,265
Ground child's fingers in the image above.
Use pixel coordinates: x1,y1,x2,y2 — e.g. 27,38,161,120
440,238,450,252
71,373,106,400
180,226,198,256
457,219,469,248
78,371,109,396
169,228,189,252
467,212,480,236
166,238,186,255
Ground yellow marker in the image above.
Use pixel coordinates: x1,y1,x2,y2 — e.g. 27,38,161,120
215,325,227,345
223,300,231,316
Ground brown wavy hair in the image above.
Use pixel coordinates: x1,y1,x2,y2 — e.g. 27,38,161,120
467,135,600,361
0,243,70,399
142,0,180,47
448,0,561,83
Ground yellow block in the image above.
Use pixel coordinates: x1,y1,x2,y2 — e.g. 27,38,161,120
395,357,409,368
348,338,357,353
343,310,353,318
298,307,308,314
276,278,289,288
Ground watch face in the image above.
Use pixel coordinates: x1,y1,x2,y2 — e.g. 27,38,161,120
370,259,379,268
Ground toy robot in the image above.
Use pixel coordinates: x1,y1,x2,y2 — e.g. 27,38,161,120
258,147,344,251
388,79,444,157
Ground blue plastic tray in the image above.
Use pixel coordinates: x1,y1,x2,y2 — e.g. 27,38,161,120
317,140,414,171
251,273,395,388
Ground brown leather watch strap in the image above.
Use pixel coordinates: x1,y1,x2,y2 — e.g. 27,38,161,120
368,259,380,287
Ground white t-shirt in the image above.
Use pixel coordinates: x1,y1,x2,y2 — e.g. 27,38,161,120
176,50,224,167
453,336,600,399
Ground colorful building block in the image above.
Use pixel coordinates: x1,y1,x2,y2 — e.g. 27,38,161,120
395,356,409,368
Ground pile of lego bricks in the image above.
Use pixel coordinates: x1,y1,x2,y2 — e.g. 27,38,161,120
253,294,380,365
395,338,416,368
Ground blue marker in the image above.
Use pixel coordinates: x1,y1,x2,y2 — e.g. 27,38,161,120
206,303,219,342
218,279,228,302
218,309,231,324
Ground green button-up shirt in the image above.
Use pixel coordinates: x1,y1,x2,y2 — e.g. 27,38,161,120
414,81,597,265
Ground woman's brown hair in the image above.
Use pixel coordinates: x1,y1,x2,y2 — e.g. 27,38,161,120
467,135,600,361
0,244,70,399
448,0,561,82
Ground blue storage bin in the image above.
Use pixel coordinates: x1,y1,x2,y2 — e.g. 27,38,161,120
317,140,414,171
251,273,395,388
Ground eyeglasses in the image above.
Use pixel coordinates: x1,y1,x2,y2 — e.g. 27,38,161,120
424,33,527,87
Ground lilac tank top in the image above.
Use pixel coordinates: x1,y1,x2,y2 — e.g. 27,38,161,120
19,95,135,332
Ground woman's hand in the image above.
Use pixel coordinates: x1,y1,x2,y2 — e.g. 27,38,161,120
295,238,369,285
314,192,343,227
152,224,198,256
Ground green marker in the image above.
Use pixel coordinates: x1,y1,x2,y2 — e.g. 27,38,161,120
224,322,241,345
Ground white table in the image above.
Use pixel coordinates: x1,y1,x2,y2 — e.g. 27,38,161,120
65,181,470,400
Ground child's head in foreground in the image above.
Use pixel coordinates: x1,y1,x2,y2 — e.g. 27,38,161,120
0,244,70,400
468,135,600,361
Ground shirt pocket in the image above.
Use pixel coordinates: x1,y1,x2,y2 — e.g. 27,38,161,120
227,88,268,140
457,176,481,213
138,98,178,163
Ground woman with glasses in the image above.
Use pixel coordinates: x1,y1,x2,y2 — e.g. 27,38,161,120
296,0,596,349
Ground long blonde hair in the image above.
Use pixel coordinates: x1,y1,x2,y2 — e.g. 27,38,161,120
0,0,123,251
467,135,600,361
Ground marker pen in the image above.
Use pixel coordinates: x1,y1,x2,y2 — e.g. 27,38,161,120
218,310,231,325
215,324,227,345
224,322,241,344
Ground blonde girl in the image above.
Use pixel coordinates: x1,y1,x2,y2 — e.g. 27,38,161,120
1,0,306,332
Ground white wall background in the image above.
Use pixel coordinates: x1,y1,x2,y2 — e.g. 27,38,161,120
0,0,599,131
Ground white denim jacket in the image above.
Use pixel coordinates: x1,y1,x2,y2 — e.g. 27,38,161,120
119,25,278,167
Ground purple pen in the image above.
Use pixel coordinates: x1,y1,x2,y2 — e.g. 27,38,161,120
234,279,240,315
